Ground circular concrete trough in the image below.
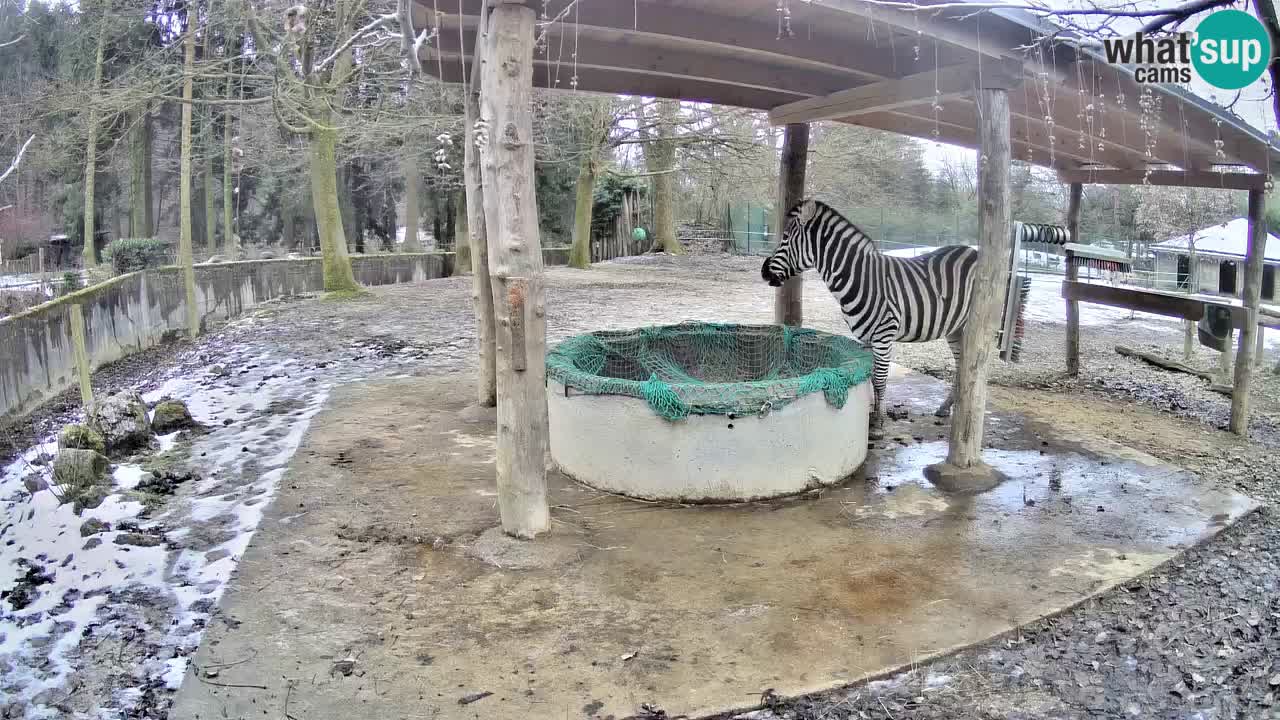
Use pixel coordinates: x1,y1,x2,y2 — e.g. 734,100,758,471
545,323,873,503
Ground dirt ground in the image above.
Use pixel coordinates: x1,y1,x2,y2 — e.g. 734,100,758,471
3,252,1279,719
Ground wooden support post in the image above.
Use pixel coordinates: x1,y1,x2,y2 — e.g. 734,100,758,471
1229,188,1267,435
464,0,497,407
1257,326,1266,365
37,247,45,294
927,87,1013,492
479,1,550,538
69,304,93,408
774,122,808,326
1064,183,1082,376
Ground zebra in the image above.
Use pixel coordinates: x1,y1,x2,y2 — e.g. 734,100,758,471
761,199,980,435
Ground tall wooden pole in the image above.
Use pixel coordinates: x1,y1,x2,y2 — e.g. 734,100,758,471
1229,188,1267,435
465,0,497,407
928,86,1013,491
1064,182,1083,376
774,123,809,326
479,1,549,538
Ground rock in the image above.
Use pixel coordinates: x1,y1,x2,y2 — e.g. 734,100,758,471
87,392,152,455
52,449,109,498
203,255,226,264
57,424,106,454
113,532,162,548
79,519,110,537
286,252,303,260
258,250,276,259
151,400,194,433
82,538,102,550
22,474,48,494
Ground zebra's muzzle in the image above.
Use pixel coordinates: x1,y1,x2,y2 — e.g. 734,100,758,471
762,263,783,287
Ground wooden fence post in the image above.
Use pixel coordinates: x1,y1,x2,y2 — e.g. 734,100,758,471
1064,182,1083,376
927,84,1013,492
479,1,550,538
1229,188,1267,435
774,122,808,326
69,303,94,408
464,0,497,408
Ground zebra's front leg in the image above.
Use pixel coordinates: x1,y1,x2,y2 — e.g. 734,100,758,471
934,333,963,418
868,345,890,441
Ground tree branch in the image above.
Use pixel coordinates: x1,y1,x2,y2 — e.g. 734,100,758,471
0,134,35,186
313,12,397,74
0,34,24,49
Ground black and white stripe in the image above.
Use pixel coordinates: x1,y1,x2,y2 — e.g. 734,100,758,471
762,199,980,429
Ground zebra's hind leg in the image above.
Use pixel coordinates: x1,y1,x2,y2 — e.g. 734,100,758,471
934,333,963,418
868,345,890,440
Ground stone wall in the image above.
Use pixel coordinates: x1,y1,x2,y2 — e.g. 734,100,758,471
0,253,456,417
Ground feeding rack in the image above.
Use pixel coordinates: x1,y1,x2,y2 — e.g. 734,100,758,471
545,322,875,502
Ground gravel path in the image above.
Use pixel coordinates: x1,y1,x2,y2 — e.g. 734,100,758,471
3,253,1278,719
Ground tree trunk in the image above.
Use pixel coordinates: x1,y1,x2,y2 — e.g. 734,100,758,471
568,148,598,269
464,2,497,406
645,99,685,255
129,107,149,238
178,26,199,337
223,80,235,256
401,150,423,251
310,122,360,293
82,26,107,268
1230,189,1267,435
479,3,549,538
203,122,217,253
455,187,471,272
774,123,808,325
929,86,1012,491
144,112,154,238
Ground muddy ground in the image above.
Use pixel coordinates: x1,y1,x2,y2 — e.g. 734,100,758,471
2,253,1279,719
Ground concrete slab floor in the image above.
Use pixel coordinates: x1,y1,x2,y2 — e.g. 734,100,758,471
170,369,1258,720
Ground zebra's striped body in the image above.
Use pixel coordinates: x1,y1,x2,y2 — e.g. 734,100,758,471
762,199,980,431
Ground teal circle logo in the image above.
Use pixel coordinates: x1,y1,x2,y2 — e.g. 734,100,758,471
1192,10,1271,90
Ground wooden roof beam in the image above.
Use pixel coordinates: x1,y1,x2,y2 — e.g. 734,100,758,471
1057,168,1269,190
434,0,915,82
768,61,1020,126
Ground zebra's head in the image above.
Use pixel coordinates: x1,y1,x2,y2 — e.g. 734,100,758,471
761,199,820,287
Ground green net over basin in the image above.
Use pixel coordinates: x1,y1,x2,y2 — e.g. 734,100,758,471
546,322,874,421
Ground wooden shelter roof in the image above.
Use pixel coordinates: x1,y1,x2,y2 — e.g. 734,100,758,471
417,0,1280,184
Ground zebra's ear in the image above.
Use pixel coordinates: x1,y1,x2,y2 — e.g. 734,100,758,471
797,199,818,223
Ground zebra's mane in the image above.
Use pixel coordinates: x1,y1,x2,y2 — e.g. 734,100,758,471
800,200,880,254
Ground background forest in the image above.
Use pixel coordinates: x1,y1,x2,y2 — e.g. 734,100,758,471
0,0,1261,286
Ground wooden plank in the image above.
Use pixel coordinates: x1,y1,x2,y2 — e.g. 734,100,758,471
1061,281,1207,321
769,64,992,126
945,86,1012,475
433,0,911,82
438,25,866,100
1230,188,1267,435
774,123,808,326
1064,184,1083,376
479,2,550,539
1057,168,1269,190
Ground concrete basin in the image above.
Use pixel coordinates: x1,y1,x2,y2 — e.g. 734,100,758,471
545,323,874,502
547,380,872,502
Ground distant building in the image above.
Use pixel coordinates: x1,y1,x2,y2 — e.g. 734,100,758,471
1150,219,1278,302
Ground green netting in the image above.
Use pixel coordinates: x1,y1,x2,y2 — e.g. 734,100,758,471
546,322,874,421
